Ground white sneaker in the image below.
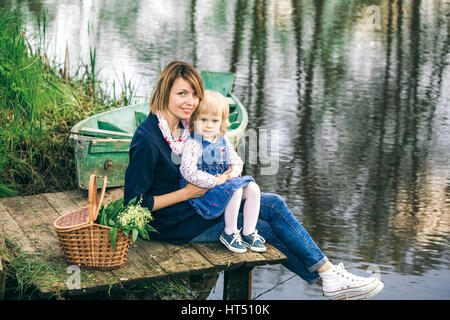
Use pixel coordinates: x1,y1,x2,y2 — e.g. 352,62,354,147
320,263,384,300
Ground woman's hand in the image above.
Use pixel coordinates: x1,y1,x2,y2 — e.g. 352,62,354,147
182,183,209,200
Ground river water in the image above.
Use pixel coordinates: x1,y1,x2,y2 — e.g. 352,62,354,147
16,0,450,300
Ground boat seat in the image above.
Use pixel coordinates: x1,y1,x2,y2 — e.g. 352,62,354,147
229,112,239,122
228,122,240,130
97,120,130,133
79,128,134,139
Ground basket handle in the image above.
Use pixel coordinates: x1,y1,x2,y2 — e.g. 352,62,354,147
88,174,108,223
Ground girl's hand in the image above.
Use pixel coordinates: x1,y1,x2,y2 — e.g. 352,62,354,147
183,183,208,200
216,173,230,185
228,171,239,179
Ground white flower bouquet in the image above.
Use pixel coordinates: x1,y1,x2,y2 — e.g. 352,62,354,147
96,196,157,250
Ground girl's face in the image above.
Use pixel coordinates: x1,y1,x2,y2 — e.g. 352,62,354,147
166,77,199,121
195,112,222,140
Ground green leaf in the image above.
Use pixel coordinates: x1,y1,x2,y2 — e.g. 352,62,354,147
138,227,149,240
110,227,118,251
145,224,158,234
127,196,138,207
101,204,110,226
106,198,124,219
122,229,130,237
131,228,138,243
96,204,105,224
108,218,116,227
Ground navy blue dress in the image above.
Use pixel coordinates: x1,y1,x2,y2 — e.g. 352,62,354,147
180,134,254,219
124,114,222,242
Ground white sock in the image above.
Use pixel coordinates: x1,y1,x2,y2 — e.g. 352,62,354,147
318,265,336,281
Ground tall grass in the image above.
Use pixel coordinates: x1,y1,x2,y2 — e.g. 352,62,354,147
0,7,65,196
0,7,138,196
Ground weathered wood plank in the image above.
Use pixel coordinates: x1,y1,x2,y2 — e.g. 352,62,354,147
42,192,80,217
37,255,122,298
192,242,266,271
1,195,62,254
0,200,35,254
258,244,287,266
109,241,168,285
41,242,170,297
136,240,215,277
63,189,88,208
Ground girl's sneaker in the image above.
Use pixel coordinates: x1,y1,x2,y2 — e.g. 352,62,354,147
241,230,267,252
320,263,384,300
219,230,247,253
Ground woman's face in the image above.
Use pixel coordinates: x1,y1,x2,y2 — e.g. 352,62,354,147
166,77,199,121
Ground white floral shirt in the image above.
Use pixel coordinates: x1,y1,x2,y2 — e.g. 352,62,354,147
180,136,243,189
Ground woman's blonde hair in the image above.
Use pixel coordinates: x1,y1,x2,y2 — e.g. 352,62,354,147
150,61,204,114
190,90,230,135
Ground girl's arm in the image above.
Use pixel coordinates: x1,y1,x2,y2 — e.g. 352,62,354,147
180,139,218,189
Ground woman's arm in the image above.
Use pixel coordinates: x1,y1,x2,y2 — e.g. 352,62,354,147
152,183,208,211
125,131,208,212
124,131,158,208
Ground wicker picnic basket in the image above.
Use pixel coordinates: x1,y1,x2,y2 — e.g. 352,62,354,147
54,175,132,269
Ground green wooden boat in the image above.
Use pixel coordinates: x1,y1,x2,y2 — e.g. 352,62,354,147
70,71,248,189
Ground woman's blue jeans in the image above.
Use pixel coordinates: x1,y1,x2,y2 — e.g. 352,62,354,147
190,193,328,284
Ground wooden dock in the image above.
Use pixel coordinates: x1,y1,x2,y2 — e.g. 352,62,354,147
0,188,286,300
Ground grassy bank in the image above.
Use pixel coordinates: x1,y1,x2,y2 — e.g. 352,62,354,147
0,7,136,197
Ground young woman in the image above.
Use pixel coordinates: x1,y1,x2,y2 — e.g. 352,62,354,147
124,61,384,300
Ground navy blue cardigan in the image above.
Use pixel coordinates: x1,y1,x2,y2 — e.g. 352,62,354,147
124,114,222,242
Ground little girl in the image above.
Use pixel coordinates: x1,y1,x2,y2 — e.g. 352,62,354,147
180,90,266,253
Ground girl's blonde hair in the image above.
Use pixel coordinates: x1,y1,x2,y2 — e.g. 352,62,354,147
150,61,204,114
190,90,230,135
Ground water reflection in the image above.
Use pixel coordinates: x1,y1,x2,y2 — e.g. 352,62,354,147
230,0,248,74
15,0,450,299
189,0,198,67
247,0,268,130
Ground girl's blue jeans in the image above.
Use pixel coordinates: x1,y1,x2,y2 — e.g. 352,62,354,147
190,193,328,284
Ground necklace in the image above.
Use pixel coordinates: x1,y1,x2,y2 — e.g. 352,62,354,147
156,113,190,156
